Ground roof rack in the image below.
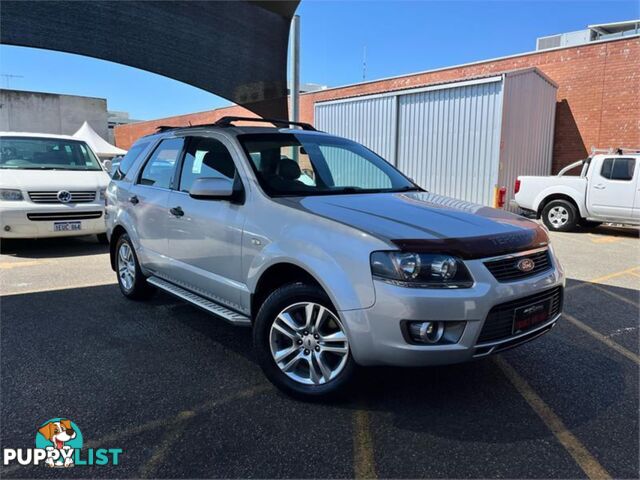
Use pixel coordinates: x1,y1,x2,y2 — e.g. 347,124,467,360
213,116,317,131
591,147,640,155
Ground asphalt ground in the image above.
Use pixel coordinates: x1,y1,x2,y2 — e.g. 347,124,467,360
0,225,638,479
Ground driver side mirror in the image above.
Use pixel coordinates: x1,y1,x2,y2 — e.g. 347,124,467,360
189,177,235,200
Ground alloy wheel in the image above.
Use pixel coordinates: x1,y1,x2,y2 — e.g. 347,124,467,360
117,242,136,291
548,206,569,227
269,302,349,385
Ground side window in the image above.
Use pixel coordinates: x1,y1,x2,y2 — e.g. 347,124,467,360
115,140,151,179
600,158,635,181
138,138,184,189
611,158,635,181
600,158,613,179
179,137,237,192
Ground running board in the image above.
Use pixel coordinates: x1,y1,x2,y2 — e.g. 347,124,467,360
147,276,251,327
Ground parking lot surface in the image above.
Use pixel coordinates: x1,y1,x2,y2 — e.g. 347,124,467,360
1,226,638,479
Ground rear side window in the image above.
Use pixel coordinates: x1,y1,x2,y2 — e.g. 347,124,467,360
600,158,636,181
113,140,151,180
138,138,184,189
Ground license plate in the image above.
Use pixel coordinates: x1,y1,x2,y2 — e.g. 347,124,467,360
513,299,551,334
54,221,81,232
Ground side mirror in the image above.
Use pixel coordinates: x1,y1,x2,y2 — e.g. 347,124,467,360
103,159,113,173
189,177,234,200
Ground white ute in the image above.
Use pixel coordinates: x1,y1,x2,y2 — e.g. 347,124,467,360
512,149,640,231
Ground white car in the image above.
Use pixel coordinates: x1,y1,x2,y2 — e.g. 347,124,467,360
512,152,640,231
0,132,111,242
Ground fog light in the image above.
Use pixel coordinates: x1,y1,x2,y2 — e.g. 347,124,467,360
4,225,10,232
409,321,444,344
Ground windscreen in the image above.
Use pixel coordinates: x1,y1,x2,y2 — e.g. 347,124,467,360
0,137,102,171
239,133,418,197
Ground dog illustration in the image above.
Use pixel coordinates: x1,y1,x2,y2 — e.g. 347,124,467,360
38,419,76,467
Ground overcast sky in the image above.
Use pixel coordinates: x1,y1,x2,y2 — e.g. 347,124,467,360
0,0,636,120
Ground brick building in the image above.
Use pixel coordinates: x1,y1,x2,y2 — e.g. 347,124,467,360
115,34,639,173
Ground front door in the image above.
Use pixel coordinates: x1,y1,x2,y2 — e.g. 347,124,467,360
128,137,184,273
588,157,637,220
166,135,246,310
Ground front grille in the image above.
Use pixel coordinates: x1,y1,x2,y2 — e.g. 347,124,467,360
28,191,96,203
27,211,102,221
477,286,563,344
484,249,552,282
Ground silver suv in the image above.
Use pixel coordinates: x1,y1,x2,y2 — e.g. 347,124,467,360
106,117,564,398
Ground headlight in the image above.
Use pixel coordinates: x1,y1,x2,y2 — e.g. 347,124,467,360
371,251,473,288
0,189,24,201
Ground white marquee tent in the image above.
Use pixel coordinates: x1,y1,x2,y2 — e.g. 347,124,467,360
73,121,127,158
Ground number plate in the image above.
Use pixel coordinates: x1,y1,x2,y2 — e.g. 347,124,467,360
54,221,81,232
512,299,552,334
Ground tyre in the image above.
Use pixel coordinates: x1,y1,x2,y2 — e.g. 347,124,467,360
253,283,355,400
96,233,109,244
542,200,578,232
115,233,155,300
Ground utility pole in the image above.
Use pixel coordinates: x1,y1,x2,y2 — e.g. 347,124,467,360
362,45,367,81
290,15,300,123
1,74,24,88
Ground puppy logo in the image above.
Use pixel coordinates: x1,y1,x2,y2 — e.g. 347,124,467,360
35,418,83,468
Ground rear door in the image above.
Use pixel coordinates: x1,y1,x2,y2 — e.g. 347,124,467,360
587,157,637,220
166,135,246,309
128,137,184,273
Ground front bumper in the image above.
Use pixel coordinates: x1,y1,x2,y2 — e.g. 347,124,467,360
339,250,565,367
0,203,106,239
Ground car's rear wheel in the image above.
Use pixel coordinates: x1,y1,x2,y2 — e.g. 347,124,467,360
542,200,578,232
115,233,155,300
253,283,355,399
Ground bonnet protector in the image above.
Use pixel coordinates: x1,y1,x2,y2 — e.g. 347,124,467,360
391,227,549,260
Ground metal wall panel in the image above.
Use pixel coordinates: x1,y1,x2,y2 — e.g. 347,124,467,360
498,70,557,211
396,80,504,206
315,96,397,163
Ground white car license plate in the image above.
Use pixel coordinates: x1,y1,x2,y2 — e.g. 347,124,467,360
54,221,81,232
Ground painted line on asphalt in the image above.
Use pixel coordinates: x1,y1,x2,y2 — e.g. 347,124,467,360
1,280,117,296
494,356,612,480
353,409,377,479
0,260,49,269
590,283,640,309
566,266,640,292
0,386,272,478
564,313,640,364
138,410,195,478
629,271,640,279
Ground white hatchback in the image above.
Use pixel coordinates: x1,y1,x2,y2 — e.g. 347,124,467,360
0,132,111,242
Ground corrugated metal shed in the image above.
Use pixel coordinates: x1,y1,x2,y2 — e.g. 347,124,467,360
315,68,558,210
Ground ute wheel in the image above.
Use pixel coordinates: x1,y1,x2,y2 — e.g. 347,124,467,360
253,283,355,400
115,233,155,300
97,233,109,244
542,200,578,232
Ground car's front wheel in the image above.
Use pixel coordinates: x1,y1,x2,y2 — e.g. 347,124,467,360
115,233,155,300
253,283,355,399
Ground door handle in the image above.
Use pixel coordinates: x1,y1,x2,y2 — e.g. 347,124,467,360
129,195,139,205
169,206,184,217
593,185,606,190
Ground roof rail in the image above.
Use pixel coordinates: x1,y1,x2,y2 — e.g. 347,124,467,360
591,146,640,155
155,125,181,132
213,116,317,131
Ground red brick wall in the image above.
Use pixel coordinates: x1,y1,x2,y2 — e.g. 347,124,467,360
115,37,639,173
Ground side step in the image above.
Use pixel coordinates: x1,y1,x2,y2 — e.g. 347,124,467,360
147,276,251,327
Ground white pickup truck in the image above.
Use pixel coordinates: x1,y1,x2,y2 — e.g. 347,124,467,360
512,152,640,231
